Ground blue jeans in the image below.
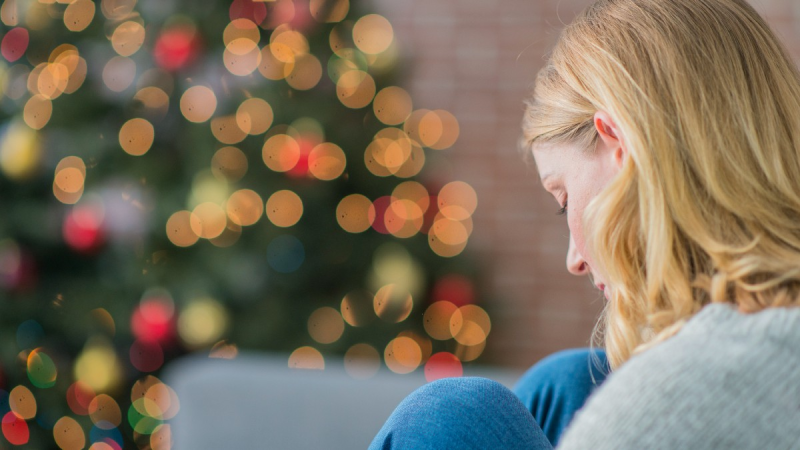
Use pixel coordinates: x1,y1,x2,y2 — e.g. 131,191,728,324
369,348,609,449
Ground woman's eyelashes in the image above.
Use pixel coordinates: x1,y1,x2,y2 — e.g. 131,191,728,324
557,200,568,216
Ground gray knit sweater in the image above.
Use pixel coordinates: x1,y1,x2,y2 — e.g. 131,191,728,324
557,303,800,449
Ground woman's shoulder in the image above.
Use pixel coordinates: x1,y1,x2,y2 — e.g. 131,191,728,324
556,304,800,450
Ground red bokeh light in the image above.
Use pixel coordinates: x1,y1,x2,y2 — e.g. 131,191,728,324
1,412,29,446
154,27,201,72
131,298,175,345
1,28,29,63
431,274,475,307
286,138,313,178
63,206,105,254
129,339,164,372
424,352,463,382
66,381,95,416
229,0,268,25
370,196,392,235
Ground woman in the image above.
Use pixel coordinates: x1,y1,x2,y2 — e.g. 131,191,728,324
370,0,800,448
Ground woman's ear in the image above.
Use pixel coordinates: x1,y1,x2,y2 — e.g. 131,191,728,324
594,110,627,169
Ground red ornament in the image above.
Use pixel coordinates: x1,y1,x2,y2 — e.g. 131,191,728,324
63,206,105,254
424,352,463,382
154,26,201,72
1,28,29,63
131,298,175,345
431,274,476,307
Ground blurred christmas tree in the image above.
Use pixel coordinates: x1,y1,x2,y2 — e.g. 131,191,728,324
0,0,488,447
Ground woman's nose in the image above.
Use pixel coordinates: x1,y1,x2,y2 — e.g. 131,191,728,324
566,234,589,276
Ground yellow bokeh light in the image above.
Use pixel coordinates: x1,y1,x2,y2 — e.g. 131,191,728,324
265,190,303,227
226,189,263,226
111,21,145,56
393,141,425,178
308,142,346,180
286,53,323,91
340,289,376,326
271,25,309,55
373,86,412,125
190,202,227,239
438,181,478,220
336,69,376,109
398,330,433,364
180,86,217,123
37,63,69,100
0,121,41,181
166,210,199,247
236,98,273,135
101,0,136,20
63,0,95,32
308,307,345,344
223,40,262,76
210,115,247,145
454,339,486,363
336,194,374,233
310,0,349,23
288,346,324,370
89,394,121,429
119,118,154,156
74,340,122,392
353,14,393,55
344,343,380,379
54,156,86,204
178,298,229,348
429,110,460,150
429,217,470,257
211,146,248,182
54,167,83,194
23,94,52,130
102,56,136,92
418,110,443,147
223,19,260,47
329,21,355,57
64,57,88,94
449,305,491,346
373,284,413,323
9,385,36,419
424,301,459,340
134,86,170,118
262,134,300,172
384,337,421,374
393,181,430,213
258,44,295,80
53,416,86,450
1,0,19,26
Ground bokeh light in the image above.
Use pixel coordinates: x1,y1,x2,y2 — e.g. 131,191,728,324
190,202,227,239
307,307,345,344
336,70,376,109
2,411,29,445
67,381,95,416
119,118,154,156
424,352,463,382
74,339,123,393
226,189,263,226
9,385,35,419
423,301,459,340
308,142,346,180
1,27,28,62
23,94,52,130
262,134,301,172
178,297,229,348
373,86,412,125
373,284,413,323
344,343,380,379
166,210,199,247
53,416,86,450
27,348,57,388
267,235,305,273
266,190,303,227
384,336,420,374
211,146,248,182
89,394,122,429
288,346,324,370
353,14,393,55
336,194,374,233
340,289,376,326
211,115,247,145
111,21,145,57
63,0,95,32
180,86,217,123
236,98,273,135
450,305,491,346
103,56,136,92
310,0,349,23
286,53,323,91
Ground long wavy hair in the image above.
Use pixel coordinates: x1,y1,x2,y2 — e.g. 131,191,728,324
522,0,800,369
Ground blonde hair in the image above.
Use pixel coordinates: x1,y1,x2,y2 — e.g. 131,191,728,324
522,0,800,369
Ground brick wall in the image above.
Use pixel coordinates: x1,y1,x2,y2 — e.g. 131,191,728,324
373,0,800,368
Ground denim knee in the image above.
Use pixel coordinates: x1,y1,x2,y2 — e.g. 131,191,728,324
513,348,609,446
370,377,552,450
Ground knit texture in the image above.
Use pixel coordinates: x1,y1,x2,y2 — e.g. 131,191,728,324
557,303,800,449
